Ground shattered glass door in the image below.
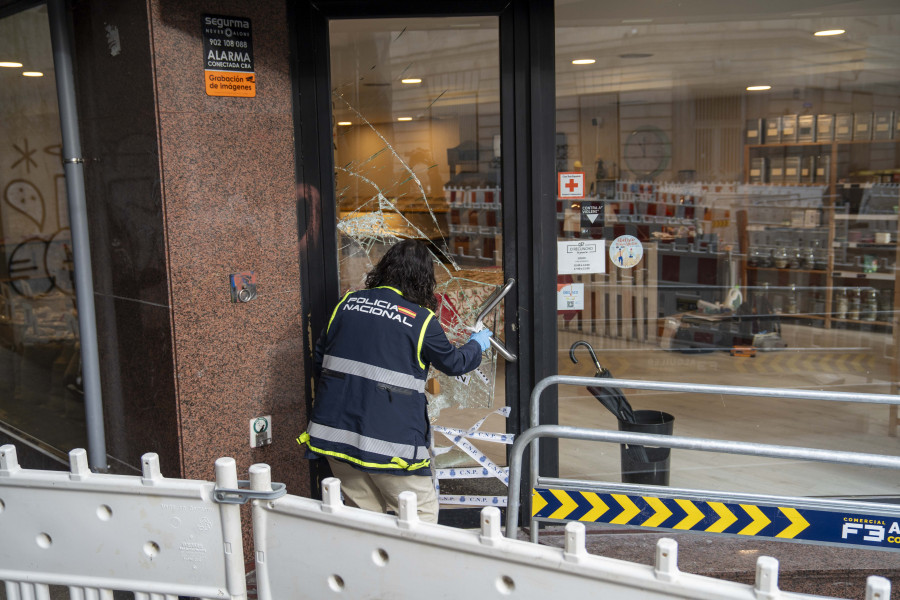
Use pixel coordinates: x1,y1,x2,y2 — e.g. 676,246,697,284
329,17,511,507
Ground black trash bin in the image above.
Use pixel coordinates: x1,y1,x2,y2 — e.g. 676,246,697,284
618,410,674,486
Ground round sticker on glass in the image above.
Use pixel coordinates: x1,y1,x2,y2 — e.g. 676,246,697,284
609,235,643,269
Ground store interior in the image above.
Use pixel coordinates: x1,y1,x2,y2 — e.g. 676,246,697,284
327,1,900,507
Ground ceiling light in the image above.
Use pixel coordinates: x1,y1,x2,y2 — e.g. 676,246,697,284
401,78,422,84
572,59,595,65
746,85,771,91
337,121,352,126
618,53,653,59
621,18,652,24
22,71,43,77
397,117,413,121
814,29,845,36
0,61,23,68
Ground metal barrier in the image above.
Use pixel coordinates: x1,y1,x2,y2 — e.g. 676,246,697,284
506,375,900,550
1,442,893,600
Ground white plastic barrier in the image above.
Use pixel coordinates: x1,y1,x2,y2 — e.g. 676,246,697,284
0,444,893,600
247,467,892,600
0,445,247,600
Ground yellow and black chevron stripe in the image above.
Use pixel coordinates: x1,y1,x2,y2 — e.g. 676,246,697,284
531,487,900,550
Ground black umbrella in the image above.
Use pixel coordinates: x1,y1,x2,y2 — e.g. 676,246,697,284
570,340,636,423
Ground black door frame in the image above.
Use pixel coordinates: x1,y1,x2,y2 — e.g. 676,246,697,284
288,0,559,523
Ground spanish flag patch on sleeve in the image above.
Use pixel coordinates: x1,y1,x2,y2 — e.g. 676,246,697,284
397,306,417,318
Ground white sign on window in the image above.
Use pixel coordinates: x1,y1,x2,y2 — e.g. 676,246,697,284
557,240,606,274
558,172,585,199
557,282,584,311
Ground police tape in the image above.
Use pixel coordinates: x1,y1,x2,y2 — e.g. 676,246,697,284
452,367,492,386
435,467,510,480
439,433,509,485
432,407,513,487
466,406,511,435
439,494,508,507
433,427,513,444
532,487,900,551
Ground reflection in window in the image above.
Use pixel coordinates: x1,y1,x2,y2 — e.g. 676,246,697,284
555,1,900,497
0,6,85,457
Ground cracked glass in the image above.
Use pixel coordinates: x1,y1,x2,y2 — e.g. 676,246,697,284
329,17,510,502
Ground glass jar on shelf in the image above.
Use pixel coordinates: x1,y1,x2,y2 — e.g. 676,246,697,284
862,288,878,322
878,289,893,319
813,240,828,271
786,284,799,314
801,244,816,270
834,287,848,319
747,246,760,267
773,246,789,269
847,288,861,321
788,246,801,269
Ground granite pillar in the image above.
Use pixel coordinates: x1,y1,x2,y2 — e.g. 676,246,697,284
72,0,309,497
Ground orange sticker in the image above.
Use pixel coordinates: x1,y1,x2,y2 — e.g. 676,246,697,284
205,70,256,97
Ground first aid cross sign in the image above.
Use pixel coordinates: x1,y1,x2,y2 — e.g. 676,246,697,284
558,172,585,199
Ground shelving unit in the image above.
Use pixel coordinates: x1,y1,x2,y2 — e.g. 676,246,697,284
444,186,502,266
830,209,900,434
743,138,900,196
742,202,898,323
743,129,900,432
743,132,899,327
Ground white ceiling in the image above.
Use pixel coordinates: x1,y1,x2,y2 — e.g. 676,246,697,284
330,0,900,122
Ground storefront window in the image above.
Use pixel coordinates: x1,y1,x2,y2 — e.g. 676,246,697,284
555,1,900,496
0,5,85,457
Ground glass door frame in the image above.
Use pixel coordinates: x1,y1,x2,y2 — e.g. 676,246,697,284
288,0,560,519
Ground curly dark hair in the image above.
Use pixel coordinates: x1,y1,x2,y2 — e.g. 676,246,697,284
365,240,437,311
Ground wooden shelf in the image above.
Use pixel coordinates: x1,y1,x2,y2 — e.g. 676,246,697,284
830,317,893,327
747,139,900,149
833,242,896,249
746,267,827,274
832,270,895,281
834,213,898,221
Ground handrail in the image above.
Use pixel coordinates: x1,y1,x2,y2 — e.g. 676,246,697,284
509,374,900,541
474,277,517,362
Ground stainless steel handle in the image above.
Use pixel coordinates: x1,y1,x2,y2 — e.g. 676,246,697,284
474,278,517,362
488,336,517,362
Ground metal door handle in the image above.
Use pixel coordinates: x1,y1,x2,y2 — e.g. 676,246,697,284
474,278,517,362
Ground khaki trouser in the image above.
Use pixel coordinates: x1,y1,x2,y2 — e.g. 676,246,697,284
326,457,439,523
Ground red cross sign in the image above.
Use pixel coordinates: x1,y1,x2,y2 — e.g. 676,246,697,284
558,172,585,199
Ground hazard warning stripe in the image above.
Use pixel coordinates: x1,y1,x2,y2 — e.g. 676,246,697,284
531,488,900,551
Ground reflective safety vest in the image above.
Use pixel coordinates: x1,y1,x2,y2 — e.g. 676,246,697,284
298,286,468,475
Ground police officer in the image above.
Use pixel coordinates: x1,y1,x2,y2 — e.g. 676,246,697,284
297,240,492,523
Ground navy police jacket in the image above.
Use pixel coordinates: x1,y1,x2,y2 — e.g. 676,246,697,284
298,286,483,475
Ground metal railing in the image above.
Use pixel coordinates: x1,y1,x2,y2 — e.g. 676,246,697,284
506,375,900,544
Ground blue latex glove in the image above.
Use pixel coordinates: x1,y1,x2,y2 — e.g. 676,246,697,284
468,328,493,352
